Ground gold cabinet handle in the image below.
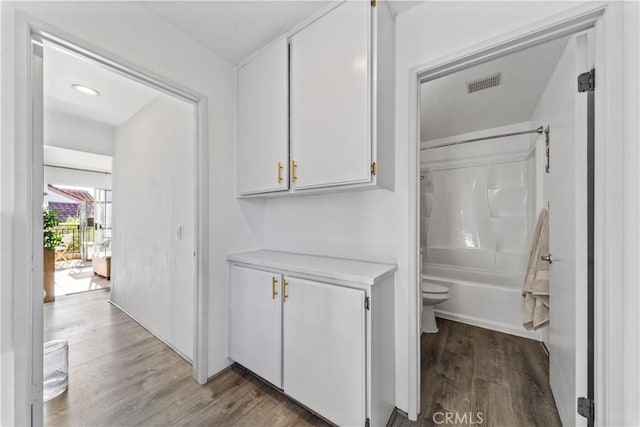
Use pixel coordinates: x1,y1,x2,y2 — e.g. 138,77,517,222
271,276,278,299
282,279,288,303
277,162,283,184
291,160,297,182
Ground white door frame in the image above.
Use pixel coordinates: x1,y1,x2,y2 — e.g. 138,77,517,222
407,3,628,425
6,14,210,425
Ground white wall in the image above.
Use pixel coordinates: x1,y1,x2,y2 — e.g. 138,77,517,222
0,0,4,417
43,109,114,189
1,3,266,424
44,145,111,172
44,107,115,156
44,166,111,190
0,5,17,424
622,3,640,424
111,94,194,359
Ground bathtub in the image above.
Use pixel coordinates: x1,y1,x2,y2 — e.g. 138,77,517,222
423,262,542,341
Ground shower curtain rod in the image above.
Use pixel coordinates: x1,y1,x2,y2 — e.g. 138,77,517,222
420,125,545,150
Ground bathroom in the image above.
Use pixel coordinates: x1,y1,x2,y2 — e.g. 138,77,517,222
417,32,592,426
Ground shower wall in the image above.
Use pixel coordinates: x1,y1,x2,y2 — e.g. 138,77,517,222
421,122,540,339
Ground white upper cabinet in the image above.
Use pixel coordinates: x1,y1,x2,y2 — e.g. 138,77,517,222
236,0,395,197
290,1,371,189
237,38,289,195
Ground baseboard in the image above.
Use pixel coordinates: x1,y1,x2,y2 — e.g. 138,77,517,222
434,309,542,341
207,363,233,383
108,299,193,364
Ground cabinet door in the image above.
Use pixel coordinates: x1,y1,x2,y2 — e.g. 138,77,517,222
229,265,282,387
290,1,372,190
283,277,366,426
237,38,289,195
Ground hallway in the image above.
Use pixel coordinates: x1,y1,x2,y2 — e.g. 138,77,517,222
44,290,326,426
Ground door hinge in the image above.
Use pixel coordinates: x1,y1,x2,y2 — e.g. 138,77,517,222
365,418,371,427
364,296,370,311
371,0,376,7
577,397,594,424
578,69,595,93
370,162,377,176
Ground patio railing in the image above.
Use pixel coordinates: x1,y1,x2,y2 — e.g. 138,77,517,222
53,223,94,257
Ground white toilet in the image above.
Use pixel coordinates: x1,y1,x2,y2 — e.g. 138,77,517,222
421,279,450,333
420,248,450,333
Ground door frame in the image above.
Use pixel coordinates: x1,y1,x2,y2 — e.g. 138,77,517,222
6,14,210,425
407,3,627,425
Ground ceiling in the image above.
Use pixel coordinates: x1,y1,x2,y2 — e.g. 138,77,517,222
420,36,570,142
141,1,328,65
44,42,160,127
42,1,425,126
140,1,423,65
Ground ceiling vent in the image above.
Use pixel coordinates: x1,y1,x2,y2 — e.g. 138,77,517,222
466,73,501,94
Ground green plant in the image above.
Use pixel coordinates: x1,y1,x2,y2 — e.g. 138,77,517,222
43,209,62,249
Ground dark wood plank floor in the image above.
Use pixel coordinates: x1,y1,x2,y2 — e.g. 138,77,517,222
44,290,559,426
44,289,327,426
388,319,561,427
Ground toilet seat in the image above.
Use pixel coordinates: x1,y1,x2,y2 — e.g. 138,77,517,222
422,280,449,294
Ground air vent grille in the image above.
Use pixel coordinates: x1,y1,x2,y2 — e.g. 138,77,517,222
466,73,501,94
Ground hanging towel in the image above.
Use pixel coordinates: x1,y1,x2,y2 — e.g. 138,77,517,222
523,208,550,331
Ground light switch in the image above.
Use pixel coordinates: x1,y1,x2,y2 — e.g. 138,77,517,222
176,226,183,240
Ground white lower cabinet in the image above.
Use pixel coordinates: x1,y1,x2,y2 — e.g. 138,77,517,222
227,250,397,426
229,265,282,387
283,277,366,426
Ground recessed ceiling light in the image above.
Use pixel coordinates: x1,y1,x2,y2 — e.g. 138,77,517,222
71,84,100,96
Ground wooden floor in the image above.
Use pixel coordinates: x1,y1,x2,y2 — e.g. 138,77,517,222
389,319,561,427
44,289,327,426
44,291,560,426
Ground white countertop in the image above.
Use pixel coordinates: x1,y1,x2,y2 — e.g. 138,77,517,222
226,250,397,286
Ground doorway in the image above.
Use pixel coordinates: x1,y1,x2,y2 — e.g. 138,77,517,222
27,30,209,424
44,184,111,297
411,23,597,427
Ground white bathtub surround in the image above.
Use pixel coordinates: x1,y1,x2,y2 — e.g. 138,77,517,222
421,123,540,340
523,208,550,331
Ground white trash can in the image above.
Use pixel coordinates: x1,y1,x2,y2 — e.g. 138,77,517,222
43,340,68,402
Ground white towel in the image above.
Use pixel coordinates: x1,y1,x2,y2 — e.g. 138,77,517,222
523,208,550,331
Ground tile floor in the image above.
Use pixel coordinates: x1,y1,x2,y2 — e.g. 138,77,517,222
54,259,110,296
